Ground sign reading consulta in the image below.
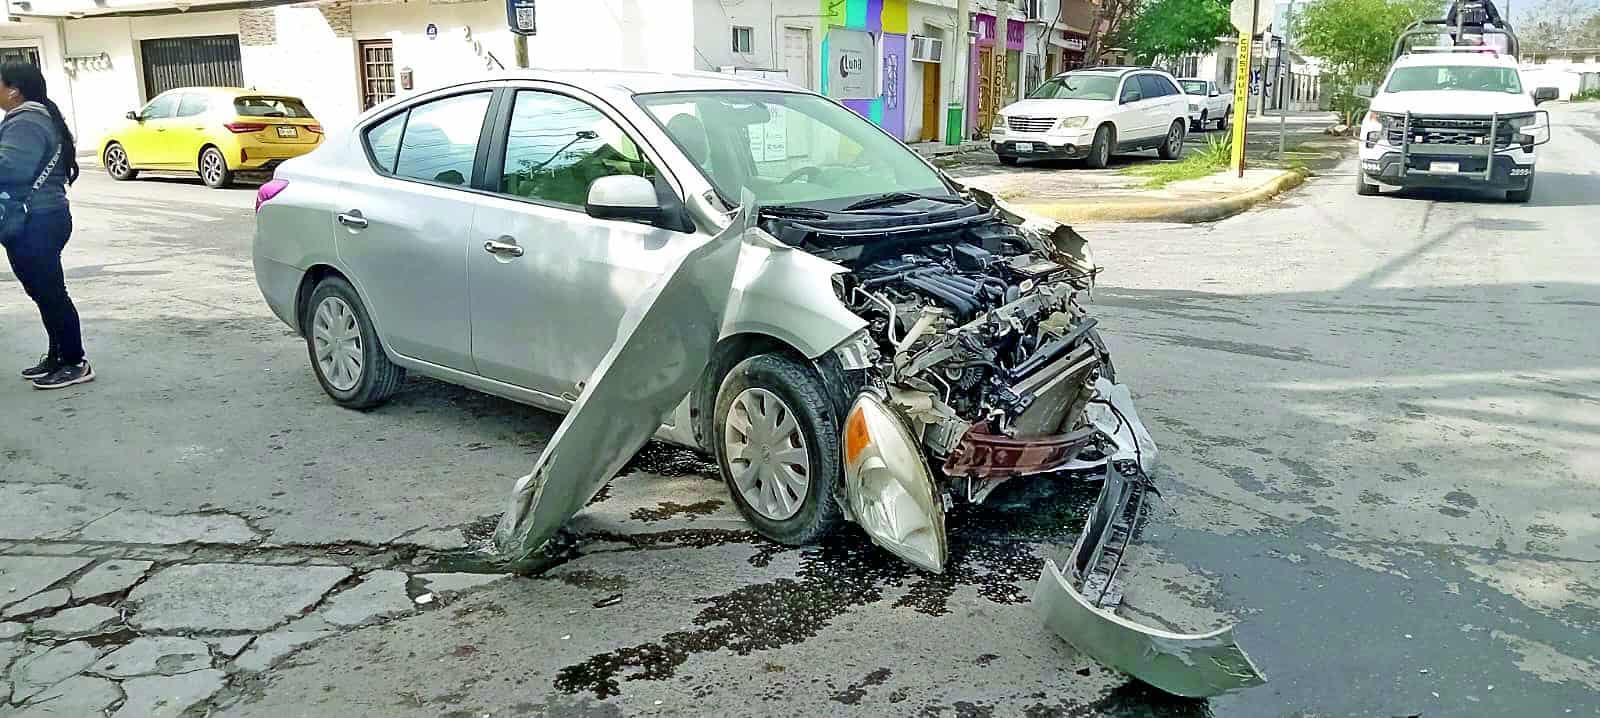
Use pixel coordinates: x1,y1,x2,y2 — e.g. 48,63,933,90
827,28,878,101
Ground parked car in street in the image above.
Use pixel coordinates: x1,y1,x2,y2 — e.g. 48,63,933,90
1176,78,1231,131
989,67,1190,168
101,88,323,189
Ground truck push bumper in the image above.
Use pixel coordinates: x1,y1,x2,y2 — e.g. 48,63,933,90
1363,151,1532,190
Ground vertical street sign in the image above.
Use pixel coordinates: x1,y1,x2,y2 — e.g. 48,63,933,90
507,0,536,36
1229,0,1261,176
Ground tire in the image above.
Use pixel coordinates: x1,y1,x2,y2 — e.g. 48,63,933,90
1158,120,1186,160
713,352,844,546
304,276,405,410
104,143,138,181
1086,125,1114,169
1356,170,1380,197
999,155,1019,166
199,146,234,189
1195,111,1208,132
1506,171,1534,203
1217,110,1230,132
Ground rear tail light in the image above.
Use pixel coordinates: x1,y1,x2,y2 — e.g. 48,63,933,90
256,179,288,213
226,122,267,133
307,124,323,134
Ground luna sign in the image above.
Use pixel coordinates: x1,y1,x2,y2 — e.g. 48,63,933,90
825,28,877,100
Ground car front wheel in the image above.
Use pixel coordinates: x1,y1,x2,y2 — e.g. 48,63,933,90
714,353,844,546
304,277,405,410
104,143,137,181
1086,125,1114,169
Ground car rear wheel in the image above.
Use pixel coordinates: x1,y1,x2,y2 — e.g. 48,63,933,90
714,353,844,546
1159,120,1186,160
1086,125,1114,169
304,277,405,410
199,146,234,189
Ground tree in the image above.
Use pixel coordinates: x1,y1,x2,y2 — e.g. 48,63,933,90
1292,0,1442,122
1519,0,1600,51
1084,0,1144,63
1123,0,1235,61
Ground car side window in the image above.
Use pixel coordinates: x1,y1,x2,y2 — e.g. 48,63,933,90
1137,75,1168,99
1159,77,1183,97
142,94,178,120
175,93,209,119
365,112,407,174
497,90,657,208
1119,78,1142,104
392,91,492,186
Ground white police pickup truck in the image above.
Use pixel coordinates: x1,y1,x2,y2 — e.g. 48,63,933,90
1357,36,1557,201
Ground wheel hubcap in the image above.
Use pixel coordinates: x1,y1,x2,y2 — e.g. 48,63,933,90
108,148,128,175
724,387,810,520
312,297,364,392
1169,126,1182,153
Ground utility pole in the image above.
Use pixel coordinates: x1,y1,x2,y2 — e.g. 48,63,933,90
995,1,1012,115
950,0,971,145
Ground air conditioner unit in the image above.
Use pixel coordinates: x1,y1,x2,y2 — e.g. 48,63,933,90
911,35,944,63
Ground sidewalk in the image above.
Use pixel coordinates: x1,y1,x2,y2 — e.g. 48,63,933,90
943,111,1349,223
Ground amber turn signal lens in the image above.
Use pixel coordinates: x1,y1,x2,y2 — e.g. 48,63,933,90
844,407,871,466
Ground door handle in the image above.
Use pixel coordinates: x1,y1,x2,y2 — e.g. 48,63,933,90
483,238,524,258
336,211,368,229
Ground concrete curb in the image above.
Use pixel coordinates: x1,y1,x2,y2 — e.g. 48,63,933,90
1012,168,1310,224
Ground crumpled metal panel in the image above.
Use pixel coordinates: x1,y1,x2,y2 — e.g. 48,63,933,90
493,201,755,568
1033,379,1266,698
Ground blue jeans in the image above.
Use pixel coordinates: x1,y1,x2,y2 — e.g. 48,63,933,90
4,208,83,364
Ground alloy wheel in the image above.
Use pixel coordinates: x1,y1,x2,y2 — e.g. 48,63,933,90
312,296,364,392
202,151,226,186
106,146,129,177
723,387,811,521
1168,124,1183,155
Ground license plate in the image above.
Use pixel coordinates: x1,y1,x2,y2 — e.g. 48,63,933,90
1014,142,1034,153
1431,161,1459,173
276,126,298,138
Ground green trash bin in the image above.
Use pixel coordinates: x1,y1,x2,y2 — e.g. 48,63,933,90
945,103,964,146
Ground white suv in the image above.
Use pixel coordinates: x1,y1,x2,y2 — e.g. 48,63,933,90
1357,50,1555,201
991,67,1191,168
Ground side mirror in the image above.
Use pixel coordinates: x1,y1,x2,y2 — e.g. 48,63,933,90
125,111,141,121
1533,87,1558,105
586,175,664,225
1209,89,1220,97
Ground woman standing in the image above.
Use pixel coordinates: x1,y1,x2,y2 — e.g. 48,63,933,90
0,62,90,389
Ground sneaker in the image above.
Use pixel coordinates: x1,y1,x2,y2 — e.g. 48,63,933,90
32,361,94,390
20,355,61,381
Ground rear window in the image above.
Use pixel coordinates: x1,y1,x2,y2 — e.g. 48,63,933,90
234,96,314,119
1180,80,1208,95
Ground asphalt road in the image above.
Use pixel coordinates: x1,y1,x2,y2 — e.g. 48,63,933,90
2,104,1598,716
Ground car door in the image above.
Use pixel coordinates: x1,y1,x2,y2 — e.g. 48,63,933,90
123,93,178,168
170,92,213,170
464,86,698,396
333,89,495,371
1114,75,1149,142
1136,75,1174,140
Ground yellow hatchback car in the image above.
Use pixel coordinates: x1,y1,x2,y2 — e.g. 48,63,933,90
101,87,323,189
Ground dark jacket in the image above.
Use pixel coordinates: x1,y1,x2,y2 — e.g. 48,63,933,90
0,101,70,215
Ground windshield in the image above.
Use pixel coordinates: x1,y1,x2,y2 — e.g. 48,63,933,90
637,91,951,208
1385,65,1523,93
1179,80,1209,95
1028,74,1119,101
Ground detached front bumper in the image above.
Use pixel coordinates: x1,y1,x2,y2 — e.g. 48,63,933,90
1032,380,1267,698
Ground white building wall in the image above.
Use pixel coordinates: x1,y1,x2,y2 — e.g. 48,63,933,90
0,19,78,141
62,17,142,154
907,1,961,144
241,6,358,130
